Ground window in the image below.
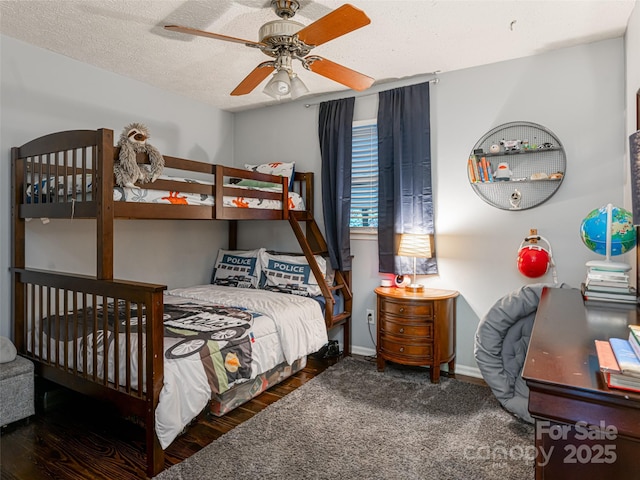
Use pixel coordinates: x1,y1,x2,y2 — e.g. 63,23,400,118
350,120,378,231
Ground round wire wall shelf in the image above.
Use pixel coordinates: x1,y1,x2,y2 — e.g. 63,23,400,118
467,121,566,210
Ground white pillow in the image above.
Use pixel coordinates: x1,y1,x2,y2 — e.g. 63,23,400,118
242,162,295,190
212,248,265,289
259,251,327,297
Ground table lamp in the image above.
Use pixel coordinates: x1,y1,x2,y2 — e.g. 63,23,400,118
397,233,433,292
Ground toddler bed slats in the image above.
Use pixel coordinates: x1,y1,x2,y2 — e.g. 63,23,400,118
14,268,166,476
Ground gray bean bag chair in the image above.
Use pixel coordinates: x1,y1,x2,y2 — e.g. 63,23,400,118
474,283,568,423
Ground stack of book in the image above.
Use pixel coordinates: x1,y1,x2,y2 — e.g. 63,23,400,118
581,267,637,304
467,155,494,183
595,325,640,393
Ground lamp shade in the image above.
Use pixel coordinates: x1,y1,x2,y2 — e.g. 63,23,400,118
397,233,433,259
397,233,433,293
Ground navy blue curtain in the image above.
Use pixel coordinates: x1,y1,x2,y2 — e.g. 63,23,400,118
318,97,355,271
377,82,438,274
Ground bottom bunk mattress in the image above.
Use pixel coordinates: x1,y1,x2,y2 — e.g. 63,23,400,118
27,284,328,448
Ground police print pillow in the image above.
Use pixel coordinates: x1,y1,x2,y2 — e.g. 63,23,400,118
212,248,265,289
259,251,327,297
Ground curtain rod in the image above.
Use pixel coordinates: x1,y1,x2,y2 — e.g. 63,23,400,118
304,75,440,108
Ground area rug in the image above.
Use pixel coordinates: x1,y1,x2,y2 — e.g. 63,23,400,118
155,356,535,480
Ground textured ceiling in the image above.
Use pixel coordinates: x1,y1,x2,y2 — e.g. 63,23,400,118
0,0,636,112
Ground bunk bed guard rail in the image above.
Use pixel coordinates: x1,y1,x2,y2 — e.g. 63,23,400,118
12,267,167,476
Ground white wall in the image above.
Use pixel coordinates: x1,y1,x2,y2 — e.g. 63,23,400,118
234,37,631,376
0,35,234,338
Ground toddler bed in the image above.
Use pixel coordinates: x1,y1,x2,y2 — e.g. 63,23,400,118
24,283,327,450
11,128,353,477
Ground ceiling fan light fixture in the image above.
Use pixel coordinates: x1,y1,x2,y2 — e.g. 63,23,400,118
263,69,291,98
262,87,280,100
289,73,309,99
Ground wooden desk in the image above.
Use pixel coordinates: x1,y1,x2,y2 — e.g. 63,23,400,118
522,287,640,478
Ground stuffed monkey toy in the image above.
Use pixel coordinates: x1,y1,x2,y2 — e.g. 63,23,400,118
114,123,164,187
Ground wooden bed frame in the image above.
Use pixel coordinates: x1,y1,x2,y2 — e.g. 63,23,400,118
10,128,352,477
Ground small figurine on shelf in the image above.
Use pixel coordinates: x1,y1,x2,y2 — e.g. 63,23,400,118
530,172,549,181
500,138,522,153
489,144,501,154
493,162,512,181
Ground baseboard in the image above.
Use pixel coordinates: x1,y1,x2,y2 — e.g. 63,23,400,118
350,345,376,358
454,365,483,379
348,345,483,379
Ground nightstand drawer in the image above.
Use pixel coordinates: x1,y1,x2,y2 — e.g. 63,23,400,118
380,318,433,338
379,337,433,359
380,299,433,318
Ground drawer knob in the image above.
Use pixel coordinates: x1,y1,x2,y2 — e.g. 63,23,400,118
399,328,404,333
399,347,404,352
399,307,404,313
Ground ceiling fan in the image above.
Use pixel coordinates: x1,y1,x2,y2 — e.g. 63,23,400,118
164,0,374,99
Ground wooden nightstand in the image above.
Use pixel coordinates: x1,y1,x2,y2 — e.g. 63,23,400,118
375,286,459,383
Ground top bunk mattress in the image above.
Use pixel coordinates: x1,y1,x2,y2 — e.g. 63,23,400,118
25,174,306,211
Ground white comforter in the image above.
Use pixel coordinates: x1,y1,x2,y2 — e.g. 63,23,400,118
157,285,328,448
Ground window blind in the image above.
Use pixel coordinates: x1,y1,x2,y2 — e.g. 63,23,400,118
350,122,378,228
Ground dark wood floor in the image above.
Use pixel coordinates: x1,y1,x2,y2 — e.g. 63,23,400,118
0,355,485,480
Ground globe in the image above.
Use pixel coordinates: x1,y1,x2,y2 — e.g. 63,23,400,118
579,204,636,257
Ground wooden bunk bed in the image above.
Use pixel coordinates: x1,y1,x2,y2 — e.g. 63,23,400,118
10,128,352,477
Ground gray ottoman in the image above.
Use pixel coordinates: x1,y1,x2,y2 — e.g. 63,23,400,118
0,355,35,426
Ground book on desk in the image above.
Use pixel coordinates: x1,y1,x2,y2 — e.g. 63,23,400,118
582,266,637,304
595,332,640,393
581,282,638,304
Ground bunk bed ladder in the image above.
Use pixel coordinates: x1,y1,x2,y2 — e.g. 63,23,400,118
288,214,352,355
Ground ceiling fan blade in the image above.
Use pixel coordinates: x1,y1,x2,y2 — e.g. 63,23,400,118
231,62,275,96
296,4,370,47
306,56,374,91
164,25,265,49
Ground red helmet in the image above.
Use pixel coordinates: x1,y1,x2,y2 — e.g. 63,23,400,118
517,245,550,278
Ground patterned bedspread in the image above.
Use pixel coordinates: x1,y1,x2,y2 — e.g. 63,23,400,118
41,299,258,392
163,301,259,393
